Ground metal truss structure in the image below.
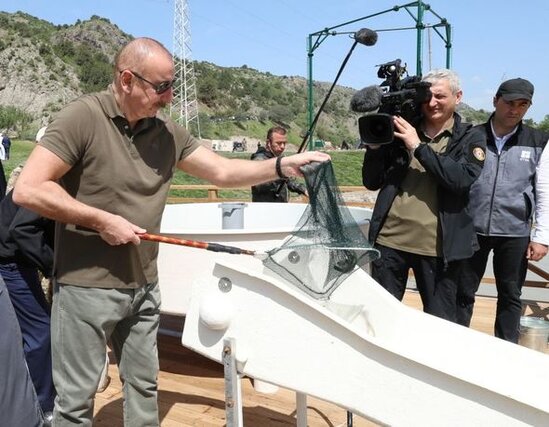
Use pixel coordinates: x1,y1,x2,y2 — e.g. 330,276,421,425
171,0,201,137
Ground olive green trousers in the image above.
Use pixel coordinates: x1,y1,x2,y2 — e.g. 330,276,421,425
51,282,161,427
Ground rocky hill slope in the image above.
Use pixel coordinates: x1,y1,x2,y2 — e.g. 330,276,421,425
0,12,131,127
0,11,497,144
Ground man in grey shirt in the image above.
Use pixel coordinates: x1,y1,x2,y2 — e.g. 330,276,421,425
457,78,549,342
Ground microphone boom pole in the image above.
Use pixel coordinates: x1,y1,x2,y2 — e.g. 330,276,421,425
298,28,378,153
298,39,359,153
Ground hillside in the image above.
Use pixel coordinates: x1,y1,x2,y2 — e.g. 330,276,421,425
0,12,132,134
193,60,362,145
1,11,542,147
0,11,364,146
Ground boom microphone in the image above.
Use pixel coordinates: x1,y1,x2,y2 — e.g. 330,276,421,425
350,85,384,113
353,28,378,46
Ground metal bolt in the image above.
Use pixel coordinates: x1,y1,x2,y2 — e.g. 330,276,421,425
218,277,232,292
288,250,300,264
223,346,231,355
227,400,234,408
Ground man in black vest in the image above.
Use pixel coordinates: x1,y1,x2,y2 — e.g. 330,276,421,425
251,126,307,202
457,78,549,342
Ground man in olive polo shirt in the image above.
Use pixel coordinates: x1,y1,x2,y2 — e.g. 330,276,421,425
13,37,329,427
362,69,486,321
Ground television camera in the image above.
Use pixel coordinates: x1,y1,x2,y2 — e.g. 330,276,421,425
354,59,432,145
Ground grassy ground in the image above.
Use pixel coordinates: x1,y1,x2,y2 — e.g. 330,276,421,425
3,140,36,178
5,140,366,199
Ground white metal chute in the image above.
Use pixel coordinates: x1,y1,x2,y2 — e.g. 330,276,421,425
182,259,549,426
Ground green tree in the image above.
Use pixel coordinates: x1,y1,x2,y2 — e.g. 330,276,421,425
53,40,76,59
0,106,34,134
524,118,535,128
267,105,292,125
538,115,549,132
197,74,219,106
218,70,233,91
73,46,112,92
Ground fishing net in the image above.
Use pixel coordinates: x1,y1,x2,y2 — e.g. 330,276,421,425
262,160,379,299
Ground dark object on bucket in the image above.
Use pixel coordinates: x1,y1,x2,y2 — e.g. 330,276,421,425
219,202,247,229
263,160,379,299
518,316,549,353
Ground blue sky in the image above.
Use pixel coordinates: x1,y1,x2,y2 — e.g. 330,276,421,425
2,0,549,122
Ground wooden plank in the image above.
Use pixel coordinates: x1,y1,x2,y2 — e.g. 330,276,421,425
169,185,365,193
167,185,372,206
527,262,549,282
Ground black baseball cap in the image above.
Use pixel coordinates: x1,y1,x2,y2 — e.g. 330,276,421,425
496,78,534,102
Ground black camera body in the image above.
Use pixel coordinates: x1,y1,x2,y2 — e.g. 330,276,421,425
359,59,431,145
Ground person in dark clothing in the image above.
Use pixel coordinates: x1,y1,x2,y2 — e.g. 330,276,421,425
0,190,56,419
0,275,45,427
362,69,486,322
0,160,45,426
251,126,307,202
456,78,549,342
0,154,6,199
2,133,11,160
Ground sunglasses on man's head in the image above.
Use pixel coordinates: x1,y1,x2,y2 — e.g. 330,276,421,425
121,70,175,94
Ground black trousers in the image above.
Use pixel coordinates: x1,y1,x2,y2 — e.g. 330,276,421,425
371,244,460,322
456,235,529,343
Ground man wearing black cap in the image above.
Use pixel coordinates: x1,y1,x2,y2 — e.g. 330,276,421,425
457,78,549,342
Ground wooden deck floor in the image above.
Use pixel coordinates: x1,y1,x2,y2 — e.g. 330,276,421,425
92,291,539,426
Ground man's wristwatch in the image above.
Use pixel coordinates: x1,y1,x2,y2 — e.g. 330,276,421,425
410,141,421,152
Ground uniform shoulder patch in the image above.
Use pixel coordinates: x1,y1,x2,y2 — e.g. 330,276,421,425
473,147,485,161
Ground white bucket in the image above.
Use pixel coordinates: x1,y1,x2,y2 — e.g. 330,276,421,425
219,202,247,229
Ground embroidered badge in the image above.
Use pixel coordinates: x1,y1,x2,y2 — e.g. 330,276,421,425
473,147,485,161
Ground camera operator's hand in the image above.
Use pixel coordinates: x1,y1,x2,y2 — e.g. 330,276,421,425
393,115,421,152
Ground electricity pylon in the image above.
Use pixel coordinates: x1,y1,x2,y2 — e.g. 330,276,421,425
171,0,201,137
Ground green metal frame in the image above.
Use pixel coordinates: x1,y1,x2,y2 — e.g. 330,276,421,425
306,1,452,149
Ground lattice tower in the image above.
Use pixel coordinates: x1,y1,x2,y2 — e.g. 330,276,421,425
171,0,201,137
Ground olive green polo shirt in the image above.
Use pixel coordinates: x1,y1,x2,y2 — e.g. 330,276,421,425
40,87,200,288
377,120,453,257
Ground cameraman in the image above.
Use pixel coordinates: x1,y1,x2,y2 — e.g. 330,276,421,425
362,69,486,321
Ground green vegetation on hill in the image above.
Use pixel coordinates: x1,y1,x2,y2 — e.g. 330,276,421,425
1,10,549,148
192,61,359,144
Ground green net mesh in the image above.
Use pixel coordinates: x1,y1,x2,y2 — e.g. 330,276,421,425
263,160,379,299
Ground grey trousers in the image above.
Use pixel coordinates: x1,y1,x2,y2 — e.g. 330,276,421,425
51,282,161,427
0,276,43,427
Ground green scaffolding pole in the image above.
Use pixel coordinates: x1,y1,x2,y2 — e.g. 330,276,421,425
306,1,452,150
